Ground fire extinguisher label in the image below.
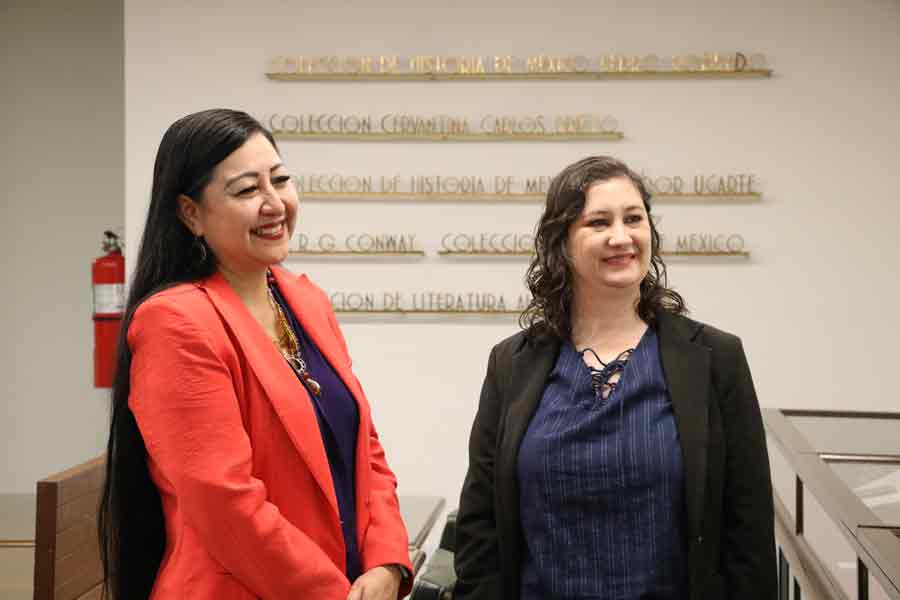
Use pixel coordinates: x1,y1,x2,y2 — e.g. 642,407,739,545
93,283,125,314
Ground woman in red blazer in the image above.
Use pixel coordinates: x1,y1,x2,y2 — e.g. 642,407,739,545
98,109,412,600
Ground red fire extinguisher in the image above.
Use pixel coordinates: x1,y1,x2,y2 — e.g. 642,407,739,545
93,230,125,388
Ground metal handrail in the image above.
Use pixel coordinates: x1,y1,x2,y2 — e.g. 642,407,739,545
764,409,900,600
774,492,849,600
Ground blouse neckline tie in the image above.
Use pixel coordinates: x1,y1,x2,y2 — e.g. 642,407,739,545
578,347,634,402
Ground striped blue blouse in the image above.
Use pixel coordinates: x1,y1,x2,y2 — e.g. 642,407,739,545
517,327,689,599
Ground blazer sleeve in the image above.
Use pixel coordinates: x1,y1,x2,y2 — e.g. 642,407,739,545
128,296,352,599
718,338,778,599
323,298,414,599
454,345,504,600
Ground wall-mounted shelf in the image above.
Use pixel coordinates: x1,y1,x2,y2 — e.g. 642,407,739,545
274,131,623,142
653,193,761,203
438,250,532,257
437,250,751,258
289,250,425,257
299,192,542,202
334,309,521,316
266,69,772,82
661,251,751,257
297,191,760,203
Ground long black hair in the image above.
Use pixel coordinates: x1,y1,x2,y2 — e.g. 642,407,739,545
98,109,277,599
520,155,686,340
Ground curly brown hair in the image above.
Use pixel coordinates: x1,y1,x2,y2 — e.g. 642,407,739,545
520,156,686,339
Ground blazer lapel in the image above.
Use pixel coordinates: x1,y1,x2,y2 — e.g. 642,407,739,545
656,312,711,544
199,272,340,520
271,268,374,503
497,329,560,553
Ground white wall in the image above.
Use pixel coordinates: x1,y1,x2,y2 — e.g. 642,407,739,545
1,0,124,492
124,0,900,515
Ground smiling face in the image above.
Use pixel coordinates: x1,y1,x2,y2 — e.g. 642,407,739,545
178,132,298,278
565,176,652,297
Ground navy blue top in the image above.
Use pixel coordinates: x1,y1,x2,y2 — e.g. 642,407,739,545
270,282,363,581
517,327,689,600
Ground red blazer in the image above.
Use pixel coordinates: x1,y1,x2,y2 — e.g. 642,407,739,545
128,266,412,599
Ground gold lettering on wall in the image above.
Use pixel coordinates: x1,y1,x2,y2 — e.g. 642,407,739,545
329,291,530,314
265,112,622,141
265,52,771,80
290,173,760,202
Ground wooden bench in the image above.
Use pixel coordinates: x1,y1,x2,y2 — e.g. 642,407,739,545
33,456,105,600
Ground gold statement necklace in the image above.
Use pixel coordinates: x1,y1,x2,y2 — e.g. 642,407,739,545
267,287,322,396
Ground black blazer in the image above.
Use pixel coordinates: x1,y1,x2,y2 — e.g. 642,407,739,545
455,312,777,600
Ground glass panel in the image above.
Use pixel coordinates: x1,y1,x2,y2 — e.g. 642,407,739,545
787,415,900,456
804,489,858,598
398,495,445,548
768,434,797,522
827,462,900,527
858,527,900,600
869,570,893,600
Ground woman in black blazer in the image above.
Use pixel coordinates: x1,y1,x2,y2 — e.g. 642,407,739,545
455,156,776,600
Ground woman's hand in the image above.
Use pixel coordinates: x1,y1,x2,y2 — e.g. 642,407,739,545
346,565,402,600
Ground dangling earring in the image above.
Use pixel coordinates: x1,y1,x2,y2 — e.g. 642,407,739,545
192,235,208,264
